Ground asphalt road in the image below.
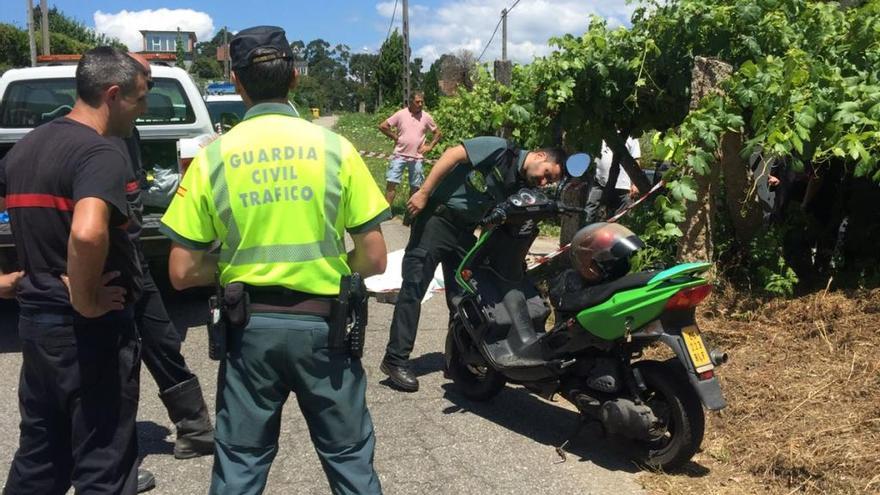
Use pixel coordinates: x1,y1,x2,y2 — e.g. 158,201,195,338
0,219,645,494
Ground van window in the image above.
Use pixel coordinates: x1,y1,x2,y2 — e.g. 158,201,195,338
0,78,77,128
0,76,195,128
137,78,195,125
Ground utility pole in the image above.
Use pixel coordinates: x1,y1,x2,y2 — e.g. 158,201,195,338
401,0,411,106
501,8,507,61
494,7,512,86
40,0,49,55
26,0,37,66
223,27,229,80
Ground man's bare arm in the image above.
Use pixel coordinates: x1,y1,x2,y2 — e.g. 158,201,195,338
168,243,218,290
68,198,125,317
0,271,24,299
428,127,443,149
378,120,398,142
406,144,467,216
348,227,387,278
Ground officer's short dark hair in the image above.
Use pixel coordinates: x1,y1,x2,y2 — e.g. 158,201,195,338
234,47,295,102
537,147,567,166
76,46,144,107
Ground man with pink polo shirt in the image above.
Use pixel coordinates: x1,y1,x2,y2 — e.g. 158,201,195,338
378,91,443,220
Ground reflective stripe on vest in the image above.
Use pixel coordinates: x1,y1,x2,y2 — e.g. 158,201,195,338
206,130,345,265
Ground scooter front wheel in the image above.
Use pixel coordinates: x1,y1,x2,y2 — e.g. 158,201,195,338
630,360,705,470
445,327,506,401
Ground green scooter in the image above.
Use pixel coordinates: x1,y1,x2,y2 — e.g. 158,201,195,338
444,154,727,470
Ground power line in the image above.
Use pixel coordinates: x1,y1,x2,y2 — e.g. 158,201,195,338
385,0,399,41
477,0,522,62
477,17,503,62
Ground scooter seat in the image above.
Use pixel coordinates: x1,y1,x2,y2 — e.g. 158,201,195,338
552,270,660,312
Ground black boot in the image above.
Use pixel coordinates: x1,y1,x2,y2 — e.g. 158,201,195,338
158,376,214,459
137,468,156,493
380,360,419,392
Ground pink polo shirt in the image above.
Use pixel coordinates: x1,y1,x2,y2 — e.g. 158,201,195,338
385,108,438,160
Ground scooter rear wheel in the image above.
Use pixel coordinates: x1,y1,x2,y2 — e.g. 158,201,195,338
630,359,705,470
445,327,506,401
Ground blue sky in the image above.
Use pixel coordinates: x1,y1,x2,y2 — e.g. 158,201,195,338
1,1,636,65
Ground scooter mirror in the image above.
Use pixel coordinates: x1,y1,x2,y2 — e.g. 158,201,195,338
565,153,591,178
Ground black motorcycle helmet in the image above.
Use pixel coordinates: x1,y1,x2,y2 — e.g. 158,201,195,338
570,222,645,283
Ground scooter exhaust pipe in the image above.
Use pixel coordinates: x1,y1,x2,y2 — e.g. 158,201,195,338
710,349,728,366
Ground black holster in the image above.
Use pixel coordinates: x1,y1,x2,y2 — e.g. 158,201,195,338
328,273,368,358
207,294,226,361
207,282,250,361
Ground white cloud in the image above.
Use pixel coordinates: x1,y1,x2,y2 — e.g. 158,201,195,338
376,0,636,66
93,9,215,52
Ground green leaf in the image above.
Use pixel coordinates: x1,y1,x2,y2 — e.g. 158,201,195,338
791,133,804,154
663,222,684,238
663,205,686,223
669,178,698,202
687,152,710,175
740,60,758,78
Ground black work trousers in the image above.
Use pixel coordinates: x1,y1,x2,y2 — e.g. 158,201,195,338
136,268,195,392
5,309,141,495
384,211,476,366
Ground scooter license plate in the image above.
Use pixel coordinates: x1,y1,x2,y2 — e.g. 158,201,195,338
682,325,713,370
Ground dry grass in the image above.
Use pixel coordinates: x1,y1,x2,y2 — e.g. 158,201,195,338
641,288,880,495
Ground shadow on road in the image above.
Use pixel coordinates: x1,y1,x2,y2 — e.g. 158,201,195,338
138,420,174,458
410,351,445,376
440,383,641,474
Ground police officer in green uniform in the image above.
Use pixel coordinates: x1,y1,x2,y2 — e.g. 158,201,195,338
160,26,389,494
380,137,567,391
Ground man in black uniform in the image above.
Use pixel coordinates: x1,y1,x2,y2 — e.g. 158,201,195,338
0,47,148,494
117,53,214,460
380,137,567,391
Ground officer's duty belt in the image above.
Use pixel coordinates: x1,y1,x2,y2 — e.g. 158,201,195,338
243,285,333,317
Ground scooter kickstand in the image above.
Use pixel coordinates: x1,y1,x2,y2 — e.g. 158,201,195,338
553,417,590,464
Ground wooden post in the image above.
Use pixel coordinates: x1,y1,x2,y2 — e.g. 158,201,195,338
402,0,411,105
26,0,37,67
39,0,49,55
501,8,507,61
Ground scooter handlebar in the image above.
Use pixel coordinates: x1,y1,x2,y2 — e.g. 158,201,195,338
480,207,508,227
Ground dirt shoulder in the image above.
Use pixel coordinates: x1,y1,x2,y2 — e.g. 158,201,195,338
642,288,880,494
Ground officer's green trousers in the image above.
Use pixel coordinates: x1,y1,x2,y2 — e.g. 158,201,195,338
209,313,381,495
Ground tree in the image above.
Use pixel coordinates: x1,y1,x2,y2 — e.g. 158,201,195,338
410,57,424,93
175,29,186,69
35,7,126,50
290,40,306,61
350,53,377,87
191,56,222,79
0,24,29,74
350,53,379,111
422,57,442,108
376,29,404,108
432,0,880,294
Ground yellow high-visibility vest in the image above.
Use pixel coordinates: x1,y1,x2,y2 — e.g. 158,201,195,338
161,103,390,295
